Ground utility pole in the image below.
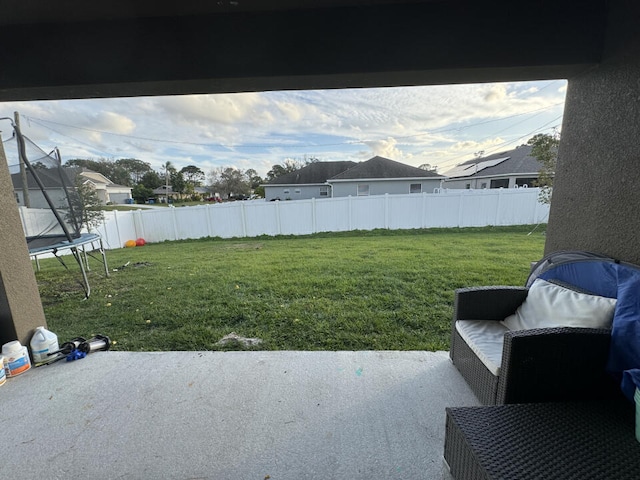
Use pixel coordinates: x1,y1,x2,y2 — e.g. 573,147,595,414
15,111,31,207
165,162,170,204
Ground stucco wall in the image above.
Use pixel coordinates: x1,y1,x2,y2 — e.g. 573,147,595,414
0,142,47,345
545,1,640,264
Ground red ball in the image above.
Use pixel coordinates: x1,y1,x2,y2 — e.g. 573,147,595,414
135,238,146,246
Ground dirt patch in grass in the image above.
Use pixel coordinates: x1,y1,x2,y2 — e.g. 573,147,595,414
225,243,263,250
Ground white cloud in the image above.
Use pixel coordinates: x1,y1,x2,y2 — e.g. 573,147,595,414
93,111,136,134
484,84,508,103
1,80,567,177
362,137,406,160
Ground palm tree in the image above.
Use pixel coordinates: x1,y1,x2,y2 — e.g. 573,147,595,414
163,161,174,203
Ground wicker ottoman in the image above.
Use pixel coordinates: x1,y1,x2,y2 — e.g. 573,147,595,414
444,401,640,480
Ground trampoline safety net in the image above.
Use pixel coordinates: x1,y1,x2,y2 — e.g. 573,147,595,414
1,121,108,298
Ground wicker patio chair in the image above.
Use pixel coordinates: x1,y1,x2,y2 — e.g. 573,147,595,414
450,286,617,405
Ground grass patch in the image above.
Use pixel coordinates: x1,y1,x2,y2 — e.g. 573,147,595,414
36,226,545,351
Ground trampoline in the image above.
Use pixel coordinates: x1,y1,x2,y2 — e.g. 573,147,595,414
2,116,109,298
28,233,109,298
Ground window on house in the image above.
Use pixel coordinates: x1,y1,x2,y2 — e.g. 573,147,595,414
294,188,301,194
357,184,369,196
319,186,329,197
490,178,509,189
481,182,487,189
465,183,471,189
283,188,290,194
15,193,20,203
410,183,422,193
516,177,537,187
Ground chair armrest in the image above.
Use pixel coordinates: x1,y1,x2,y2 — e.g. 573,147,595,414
453,286,528,321
497,327,617,404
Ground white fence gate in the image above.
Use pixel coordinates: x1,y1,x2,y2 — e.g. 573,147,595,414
20,188,549,251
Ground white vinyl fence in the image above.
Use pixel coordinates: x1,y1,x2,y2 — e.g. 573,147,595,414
20,188,549,251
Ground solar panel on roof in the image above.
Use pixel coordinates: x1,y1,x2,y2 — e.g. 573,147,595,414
443,156,510,178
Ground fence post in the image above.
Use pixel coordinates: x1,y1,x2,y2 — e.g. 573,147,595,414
240,202,248,237
348,196,353,231
311,197,317,233
113,210,122,247
422,192,428,228
171,207,179,241
495,189,503,226
276,201,282,235
384,193,390,229
206,204,214,237
135,209,145,240
457,192,464,227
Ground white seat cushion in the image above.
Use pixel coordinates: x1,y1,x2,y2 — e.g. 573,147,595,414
501,278,617,332
456,320,509,376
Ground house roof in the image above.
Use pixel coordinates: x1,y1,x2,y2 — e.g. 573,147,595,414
443,145,542,179
79,169,130,188
153,185,174,195
11,166,77,190
266,161,357,185
329,156,444,181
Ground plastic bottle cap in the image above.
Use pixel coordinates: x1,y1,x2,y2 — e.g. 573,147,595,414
2,341,22,354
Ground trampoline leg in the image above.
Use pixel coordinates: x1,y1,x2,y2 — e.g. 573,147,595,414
83,245,91,272
71,246,91,299
99,238,110,278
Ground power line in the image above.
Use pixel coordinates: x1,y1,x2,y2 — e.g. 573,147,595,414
435,116,563,171
24,120,118,158
23,101,564,150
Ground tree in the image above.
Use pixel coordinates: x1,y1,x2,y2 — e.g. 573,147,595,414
528,131,560,204
244,168,263,190
265,158,304,181
69,178,105,232
140,170,162,189
208,167,250,199
180,165,205,190
131,184,154,204
115,158,152,184
159,161,177,201
171,171,187,196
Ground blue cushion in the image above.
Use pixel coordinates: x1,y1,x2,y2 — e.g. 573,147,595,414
538,260,640,401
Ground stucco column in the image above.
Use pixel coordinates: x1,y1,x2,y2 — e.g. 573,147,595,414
545,0,640,264
0,132,47,345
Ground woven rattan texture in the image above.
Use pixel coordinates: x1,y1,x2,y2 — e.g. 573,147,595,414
450,327,499,405
450,286,527,406
445,401,640,480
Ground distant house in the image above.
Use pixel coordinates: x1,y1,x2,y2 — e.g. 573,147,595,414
441,145,545,190
152,185,176,203
328,156,443,197
264,161,357,201
12,167,132,207
264,157,444,201
12,166,75,209
77,170,132,204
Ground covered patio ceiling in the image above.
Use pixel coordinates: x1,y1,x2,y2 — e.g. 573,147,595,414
0,1,606,101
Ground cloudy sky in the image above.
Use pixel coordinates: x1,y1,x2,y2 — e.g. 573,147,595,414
1,79,566,179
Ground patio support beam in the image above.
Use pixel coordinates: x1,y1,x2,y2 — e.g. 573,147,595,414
545,0,640,264
0,133,47,345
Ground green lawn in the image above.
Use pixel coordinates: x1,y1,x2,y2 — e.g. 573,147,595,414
35,226,545,351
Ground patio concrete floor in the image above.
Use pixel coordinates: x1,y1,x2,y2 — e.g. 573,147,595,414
1,350,478,479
